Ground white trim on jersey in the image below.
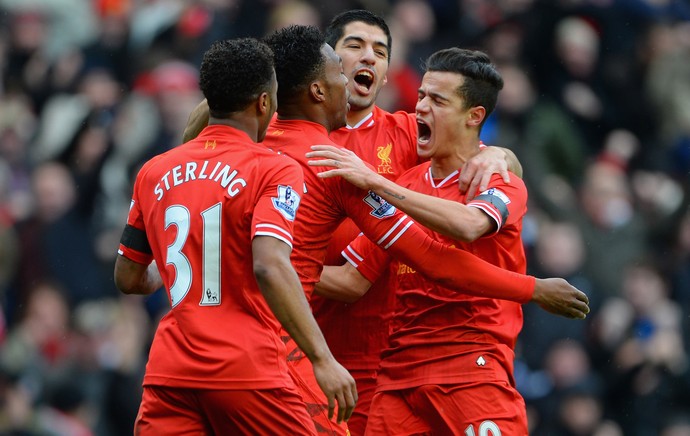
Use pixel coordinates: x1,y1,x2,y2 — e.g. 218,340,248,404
255,231,293,249
428,168,460,188
376,215,415,249
342,245,363,268
468,203,503,234
346,111,375,130
256,223,293,241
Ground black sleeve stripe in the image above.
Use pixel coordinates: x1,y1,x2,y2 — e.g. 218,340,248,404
120,224,152,254
474,193,509,224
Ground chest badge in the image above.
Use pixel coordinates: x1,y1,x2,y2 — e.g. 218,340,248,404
377,143,393,174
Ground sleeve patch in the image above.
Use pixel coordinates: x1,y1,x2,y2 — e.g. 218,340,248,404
363,191,396,219
474,188,510,224
120,224,152,254
272,185,301,221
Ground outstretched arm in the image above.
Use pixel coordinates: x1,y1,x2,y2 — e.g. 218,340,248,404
253,236,357,423
307,145,495,242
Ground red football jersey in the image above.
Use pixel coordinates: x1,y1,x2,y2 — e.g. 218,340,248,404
312,107,419,369
350,163,529,391
118,125,304,390
263,118,533,302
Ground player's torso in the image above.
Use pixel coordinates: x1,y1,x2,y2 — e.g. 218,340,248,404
384,165,525,369
139,127,292,388
311,110,420,367
264,120,346,298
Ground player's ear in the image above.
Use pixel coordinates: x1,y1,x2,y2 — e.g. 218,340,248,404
310,80,326,103
467,106,486,128
382,75,388,86
257,91,270,115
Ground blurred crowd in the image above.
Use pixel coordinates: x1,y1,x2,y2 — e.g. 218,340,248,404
0,0,689,435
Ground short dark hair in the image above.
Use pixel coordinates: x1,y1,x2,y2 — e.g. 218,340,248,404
263,25,326,105
325,10,392,63
199,38,274,117
424,48,504,126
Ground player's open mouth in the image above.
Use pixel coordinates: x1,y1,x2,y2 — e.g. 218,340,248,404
417,119,431,144
354,69,375,94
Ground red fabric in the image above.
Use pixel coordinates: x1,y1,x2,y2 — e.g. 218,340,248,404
313,107,419,371
135,385,316,435
119,125,304,390
375,164,528,391
366,381,528,435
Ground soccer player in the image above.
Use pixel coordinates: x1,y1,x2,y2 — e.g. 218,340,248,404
309,48,582,434
311,10,522,433
183,25,588,435
261,25,588,435
113,38,356,435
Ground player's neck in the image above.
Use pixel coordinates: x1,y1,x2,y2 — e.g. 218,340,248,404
277,100,335,133
208,117,259,142
346,106,375,128
430,141,482,179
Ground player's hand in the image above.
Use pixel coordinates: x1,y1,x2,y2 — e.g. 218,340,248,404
458,146,510,199
306,145,378,190
531,278,590,319
311,356,358,423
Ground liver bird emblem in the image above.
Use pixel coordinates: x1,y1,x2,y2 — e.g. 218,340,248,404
377,143,393,165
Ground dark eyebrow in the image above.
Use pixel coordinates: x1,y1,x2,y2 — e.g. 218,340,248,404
342,35,389,53
418,88,450,103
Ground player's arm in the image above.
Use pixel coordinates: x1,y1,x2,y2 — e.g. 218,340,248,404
182,99,210,142
311,156,590,318
307,145,495,242
114,256,162,295
315,235,388,302
460,146,523,199
253,236,357,422
316,263,372,303
115,216,162,295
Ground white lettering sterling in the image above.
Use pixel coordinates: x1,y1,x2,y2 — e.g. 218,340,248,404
154,160,247,200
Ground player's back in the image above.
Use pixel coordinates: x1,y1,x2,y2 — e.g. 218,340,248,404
133,125,301,390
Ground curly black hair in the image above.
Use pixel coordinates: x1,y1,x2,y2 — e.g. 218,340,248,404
199,38,274,117
325,9,392,64
263,25,325,105
424,48,504,125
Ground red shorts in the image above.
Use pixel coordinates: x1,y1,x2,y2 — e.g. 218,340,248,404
346,369,377,436
366,382,528,436
285,336,350,435
135,385,316,435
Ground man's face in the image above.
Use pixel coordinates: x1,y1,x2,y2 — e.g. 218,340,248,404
322,43,350,131
415,71,469,160
258,71,278,142
333,21,389,112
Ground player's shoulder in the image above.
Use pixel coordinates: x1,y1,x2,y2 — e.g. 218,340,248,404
253,143,303,170
490,171,527,192
375,107,416,126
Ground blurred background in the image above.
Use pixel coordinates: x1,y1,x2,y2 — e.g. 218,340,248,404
0,0,688,435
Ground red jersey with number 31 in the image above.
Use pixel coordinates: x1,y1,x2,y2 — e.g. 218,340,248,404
118,125,304,390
